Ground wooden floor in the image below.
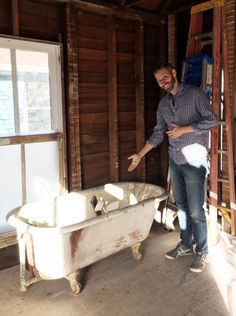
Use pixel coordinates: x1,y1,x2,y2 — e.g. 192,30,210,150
0,223,235,316
0,244,19,271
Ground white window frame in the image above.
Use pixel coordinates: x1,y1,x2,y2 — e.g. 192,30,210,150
0,37,63,135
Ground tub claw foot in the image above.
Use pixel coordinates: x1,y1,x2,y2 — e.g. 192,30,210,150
131,242,142,262
66,270,81,295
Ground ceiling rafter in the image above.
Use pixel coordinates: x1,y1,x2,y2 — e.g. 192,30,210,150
40,0,210,16
118,0,126,5
71,0,165,24
123,0,146,8
165,0,207,15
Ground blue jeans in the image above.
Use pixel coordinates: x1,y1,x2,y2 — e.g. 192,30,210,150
169,158,208,254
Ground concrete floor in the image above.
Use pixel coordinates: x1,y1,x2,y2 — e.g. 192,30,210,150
0,223,235,316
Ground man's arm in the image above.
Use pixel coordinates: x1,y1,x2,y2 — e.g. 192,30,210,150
127,143,154,172
191,89,217,133
166,124,193,138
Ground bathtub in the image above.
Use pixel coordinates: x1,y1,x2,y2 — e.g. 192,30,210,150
7,182,167,294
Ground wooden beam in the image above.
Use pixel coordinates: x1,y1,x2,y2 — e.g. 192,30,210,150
158,22,169,185
0,133,62,145
124,0,146,8
107,15,119,182
158,20,167,62
135,20,145,181
156,0,173,15
11,0,19,36
71,0,165,26
168,14,177,67
65,4,82,190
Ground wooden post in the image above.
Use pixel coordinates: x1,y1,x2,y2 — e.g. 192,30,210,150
107,14,119,182
135,20,145,182
11,0,19,36
65,4,82,190
168,15,177,67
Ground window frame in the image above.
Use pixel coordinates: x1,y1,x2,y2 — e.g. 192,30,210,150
0,36,63,136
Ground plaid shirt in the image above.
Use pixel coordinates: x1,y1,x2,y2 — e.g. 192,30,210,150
147,84,217,165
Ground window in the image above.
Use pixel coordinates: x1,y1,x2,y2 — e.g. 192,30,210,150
0,38,62,136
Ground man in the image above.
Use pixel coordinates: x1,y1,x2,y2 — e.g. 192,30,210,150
128,62,217,273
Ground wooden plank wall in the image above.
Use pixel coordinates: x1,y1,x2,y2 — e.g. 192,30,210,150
0,0,63,41
77,10,110,188
144,23,168,187
68,3,167,190
0,0,167,191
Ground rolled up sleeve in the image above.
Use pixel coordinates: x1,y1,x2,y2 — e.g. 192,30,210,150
146,110,167,147
191,89,217,133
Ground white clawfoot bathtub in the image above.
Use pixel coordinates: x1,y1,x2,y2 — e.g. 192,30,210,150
7,182,167,294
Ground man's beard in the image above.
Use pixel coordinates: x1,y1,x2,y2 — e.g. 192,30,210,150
164,75,176,92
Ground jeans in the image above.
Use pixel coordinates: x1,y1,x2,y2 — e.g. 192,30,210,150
169,158,208,254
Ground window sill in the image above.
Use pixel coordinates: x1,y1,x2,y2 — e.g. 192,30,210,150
0,132,63,145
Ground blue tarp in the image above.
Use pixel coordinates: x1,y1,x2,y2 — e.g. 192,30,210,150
182,54,213,99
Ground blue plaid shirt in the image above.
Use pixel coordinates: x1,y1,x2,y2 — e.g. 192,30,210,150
147,84,217,165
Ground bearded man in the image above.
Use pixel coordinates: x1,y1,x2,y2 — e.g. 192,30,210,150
128,62,217,273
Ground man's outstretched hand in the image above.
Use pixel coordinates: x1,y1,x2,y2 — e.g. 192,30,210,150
127,154,141,172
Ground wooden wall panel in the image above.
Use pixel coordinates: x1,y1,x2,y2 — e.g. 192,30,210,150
78,83,108,113
74,8,164,187
0,0,11,34
0,0,63,40
77,10,110,188
115,17,137,181
65,5,81,191
0,0,167,191
107,14,118,182
81,152,110,187
18,0,62,41
144,23,168,187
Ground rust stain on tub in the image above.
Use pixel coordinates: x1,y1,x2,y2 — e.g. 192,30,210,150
70,229,83,258
25,233,39,276
115,236,128,250
129,229,142,241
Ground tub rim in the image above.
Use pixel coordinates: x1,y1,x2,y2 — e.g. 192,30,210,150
6,182,168,234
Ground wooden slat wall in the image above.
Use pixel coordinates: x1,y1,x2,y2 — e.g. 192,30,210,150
116,17,137,182
0,0,9,34
73,6,166,189
107,15,119,182
0,0,167,192
76,10,110,188
18,0,62,41
143,23,168,187
64,5,82,190
0,0,167,191
0,0,63,41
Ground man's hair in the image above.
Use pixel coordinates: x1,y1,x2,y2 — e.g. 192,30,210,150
153,62,175,74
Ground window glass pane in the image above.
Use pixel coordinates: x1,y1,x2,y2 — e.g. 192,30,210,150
0,48,14,136
16,50,51,133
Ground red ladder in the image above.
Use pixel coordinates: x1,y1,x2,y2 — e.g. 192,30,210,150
185,0,236,239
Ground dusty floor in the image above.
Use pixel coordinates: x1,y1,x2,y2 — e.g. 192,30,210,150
0,223,235,316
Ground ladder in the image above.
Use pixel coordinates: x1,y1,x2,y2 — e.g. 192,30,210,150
185,0,236,240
